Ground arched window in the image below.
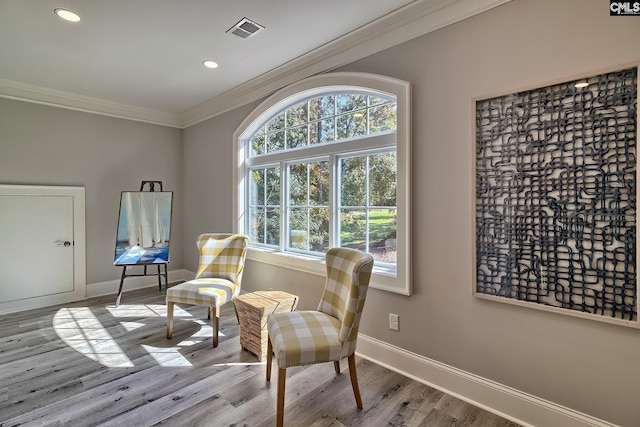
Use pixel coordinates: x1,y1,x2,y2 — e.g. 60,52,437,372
234,73,411,294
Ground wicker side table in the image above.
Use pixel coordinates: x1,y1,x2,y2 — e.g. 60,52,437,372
234,290,298,361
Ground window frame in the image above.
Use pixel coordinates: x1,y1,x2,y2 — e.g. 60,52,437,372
233,72,411,295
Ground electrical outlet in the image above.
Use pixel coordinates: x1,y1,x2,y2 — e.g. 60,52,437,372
389,313,399,331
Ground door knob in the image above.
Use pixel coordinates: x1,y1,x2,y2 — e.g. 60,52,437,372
56,240,72,247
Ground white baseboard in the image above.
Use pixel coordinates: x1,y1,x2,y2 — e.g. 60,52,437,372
86,268,192,298
0,292,86,316
356,335,617,427
0,269,192,315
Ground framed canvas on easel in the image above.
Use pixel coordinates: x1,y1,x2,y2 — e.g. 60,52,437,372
114,181,173,306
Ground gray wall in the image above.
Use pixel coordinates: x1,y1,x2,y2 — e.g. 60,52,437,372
0,99,184,284
181,0,640,425
181,100,260,272
1,0,638,424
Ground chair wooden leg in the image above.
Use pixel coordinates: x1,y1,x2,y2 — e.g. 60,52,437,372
166,301,174,339
233,301,240,324
334,360,341,373
207,306,211,320
212,306,220,347
276,368,286,427
348,354,363,409
266,337,273,381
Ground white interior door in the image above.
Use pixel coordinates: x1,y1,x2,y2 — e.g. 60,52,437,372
0,185,85,314
0,195,74,300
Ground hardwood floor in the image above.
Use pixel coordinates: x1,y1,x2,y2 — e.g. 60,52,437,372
0,286,520,427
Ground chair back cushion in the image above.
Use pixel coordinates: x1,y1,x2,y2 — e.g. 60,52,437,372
194,234,249,290
317,247,374,357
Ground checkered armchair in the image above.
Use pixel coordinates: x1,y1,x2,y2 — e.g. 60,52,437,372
166,233,248,347
266,247,374,427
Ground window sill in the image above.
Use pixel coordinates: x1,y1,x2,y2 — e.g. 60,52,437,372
246,246,404,293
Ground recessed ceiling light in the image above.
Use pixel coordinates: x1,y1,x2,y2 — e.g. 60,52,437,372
203,60,219,69
574,82,589,88
54,8,80,22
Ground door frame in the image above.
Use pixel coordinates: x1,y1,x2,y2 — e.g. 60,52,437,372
0,184,86,315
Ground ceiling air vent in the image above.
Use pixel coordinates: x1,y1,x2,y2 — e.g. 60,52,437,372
227,17,264,39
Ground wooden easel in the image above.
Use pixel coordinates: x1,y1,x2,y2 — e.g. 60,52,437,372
115,181,169,307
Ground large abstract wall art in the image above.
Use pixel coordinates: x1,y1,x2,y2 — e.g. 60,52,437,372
114,191,173,265
474,67,638,326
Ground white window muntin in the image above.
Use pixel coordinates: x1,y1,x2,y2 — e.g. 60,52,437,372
246,131,395,167
246,87,396,156
250,146,396,263
284,156,330,257
335,147,397,270
249,89,395,157
234,72,411,296
247,163,281,250
247,134,396,258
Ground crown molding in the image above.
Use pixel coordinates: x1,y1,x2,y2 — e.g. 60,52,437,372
0,0,510,129
181,0,512,128
0,78,184,128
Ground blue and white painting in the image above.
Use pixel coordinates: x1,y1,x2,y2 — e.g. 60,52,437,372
114,191,172,265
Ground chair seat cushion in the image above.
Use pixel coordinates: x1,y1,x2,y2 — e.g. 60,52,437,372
267,311,341,368
166,278,236,306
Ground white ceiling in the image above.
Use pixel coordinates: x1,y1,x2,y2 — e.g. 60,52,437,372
0,0,510,128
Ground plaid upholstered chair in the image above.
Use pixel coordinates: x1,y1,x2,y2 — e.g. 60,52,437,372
166,233,248,347
266,247,374,427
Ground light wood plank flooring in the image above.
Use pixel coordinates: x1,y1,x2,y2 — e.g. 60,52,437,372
0,286,520,426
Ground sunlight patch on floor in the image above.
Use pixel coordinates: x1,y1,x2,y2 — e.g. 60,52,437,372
119,321,146,331
141,344,192,367
54,307,134,368
53,304,226,368
175,319,226,346
106,304,191,318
